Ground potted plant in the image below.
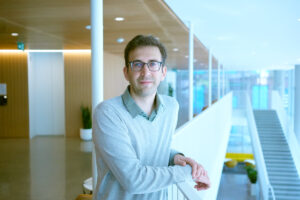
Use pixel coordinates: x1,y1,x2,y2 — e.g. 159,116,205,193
80,106,92,141
245,165,257,196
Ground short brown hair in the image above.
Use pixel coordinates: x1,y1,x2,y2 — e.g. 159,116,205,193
124,35,167,67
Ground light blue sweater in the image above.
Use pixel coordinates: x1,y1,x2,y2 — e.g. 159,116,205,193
92,89,192,200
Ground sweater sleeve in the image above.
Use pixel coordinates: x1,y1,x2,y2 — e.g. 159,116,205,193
93,104,192,194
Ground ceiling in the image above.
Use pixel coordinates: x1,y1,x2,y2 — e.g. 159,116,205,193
0,0,219,69
165,0,300,70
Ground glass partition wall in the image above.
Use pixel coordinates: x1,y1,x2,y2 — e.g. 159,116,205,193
162,33,226,128
193,40,209,116
163,35,190,127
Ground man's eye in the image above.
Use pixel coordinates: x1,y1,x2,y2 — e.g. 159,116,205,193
149,62,157,67
133,62,143,67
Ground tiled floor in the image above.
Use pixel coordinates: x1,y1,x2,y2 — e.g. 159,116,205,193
0,136,92,200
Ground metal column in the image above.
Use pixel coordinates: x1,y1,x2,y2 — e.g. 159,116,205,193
188,22,194,120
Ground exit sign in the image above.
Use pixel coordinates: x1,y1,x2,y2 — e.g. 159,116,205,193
17,42,24,50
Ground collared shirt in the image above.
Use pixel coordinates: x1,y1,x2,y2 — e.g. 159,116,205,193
121,86,163,121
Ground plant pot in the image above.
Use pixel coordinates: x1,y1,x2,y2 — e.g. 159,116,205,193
80,128,92,141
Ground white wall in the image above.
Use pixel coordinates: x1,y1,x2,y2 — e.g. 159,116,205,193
28,52,65,138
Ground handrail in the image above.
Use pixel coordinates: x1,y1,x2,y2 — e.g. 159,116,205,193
245,92,275,200
268,183,276,200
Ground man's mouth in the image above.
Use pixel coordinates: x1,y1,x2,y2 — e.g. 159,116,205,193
139,80,153,84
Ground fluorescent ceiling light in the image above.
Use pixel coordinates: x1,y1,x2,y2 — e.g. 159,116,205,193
0,49,91,53
115,17,124,21
26,49,91,53
0,50,24,53
11,33,19,37
116,38,125,43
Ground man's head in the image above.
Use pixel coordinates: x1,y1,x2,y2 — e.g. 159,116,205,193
124,35,167,68
123,35,167,98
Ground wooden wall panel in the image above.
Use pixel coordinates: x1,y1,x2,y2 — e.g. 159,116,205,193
0,52,29,138
103,52,128,100
64,52,91,137
64,51,128,137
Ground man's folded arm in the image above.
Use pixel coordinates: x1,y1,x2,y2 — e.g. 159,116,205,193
93,104,192,194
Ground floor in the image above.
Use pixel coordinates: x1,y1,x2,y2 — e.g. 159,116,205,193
217,173,256,200
217,164,257,200
0,136,92,200
0,136,256,200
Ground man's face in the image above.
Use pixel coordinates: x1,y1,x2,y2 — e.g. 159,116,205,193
123,46,167,98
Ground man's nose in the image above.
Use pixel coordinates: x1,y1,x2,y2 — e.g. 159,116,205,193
140,63,151,75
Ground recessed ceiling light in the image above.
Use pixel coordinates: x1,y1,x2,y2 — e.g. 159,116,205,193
11,33,18,37
173,48,179,52
117,38,125,43
85,25,91,30
115,17,124,21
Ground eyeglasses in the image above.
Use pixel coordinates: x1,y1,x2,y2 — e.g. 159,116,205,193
128,61,163,72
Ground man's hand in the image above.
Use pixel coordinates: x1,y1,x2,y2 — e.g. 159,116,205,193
193,170,210,191
174,154,210,191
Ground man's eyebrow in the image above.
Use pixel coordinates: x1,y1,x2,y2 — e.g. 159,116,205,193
130,59,161,62
131,59,143,62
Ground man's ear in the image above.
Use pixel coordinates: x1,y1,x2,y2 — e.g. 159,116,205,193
161,66,167,81
123,66,129,81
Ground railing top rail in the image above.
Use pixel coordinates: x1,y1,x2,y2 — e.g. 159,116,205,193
268,184,276,200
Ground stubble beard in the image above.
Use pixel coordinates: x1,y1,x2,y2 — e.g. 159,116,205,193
131,80,158,98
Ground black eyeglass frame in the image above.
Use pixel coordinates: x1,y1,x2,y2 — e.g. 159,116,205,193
127,61,164,72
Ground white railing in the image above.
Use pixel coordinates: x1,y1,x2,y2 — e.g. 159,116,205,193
245,93,275,200
170,92,232,200
271,90,300,178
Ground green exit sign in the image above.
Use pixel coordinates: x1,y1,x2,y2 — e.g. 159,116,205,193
17,42,24,50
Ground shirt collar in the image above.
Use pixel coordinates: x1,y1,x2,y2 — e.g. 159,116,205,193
121,86,165,120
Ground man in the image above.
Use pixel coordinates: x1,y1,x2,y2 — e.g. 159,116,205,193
93,35,210,200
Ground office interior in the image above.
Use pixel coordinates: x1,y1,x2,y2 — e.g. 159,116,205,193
0,0,300,200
